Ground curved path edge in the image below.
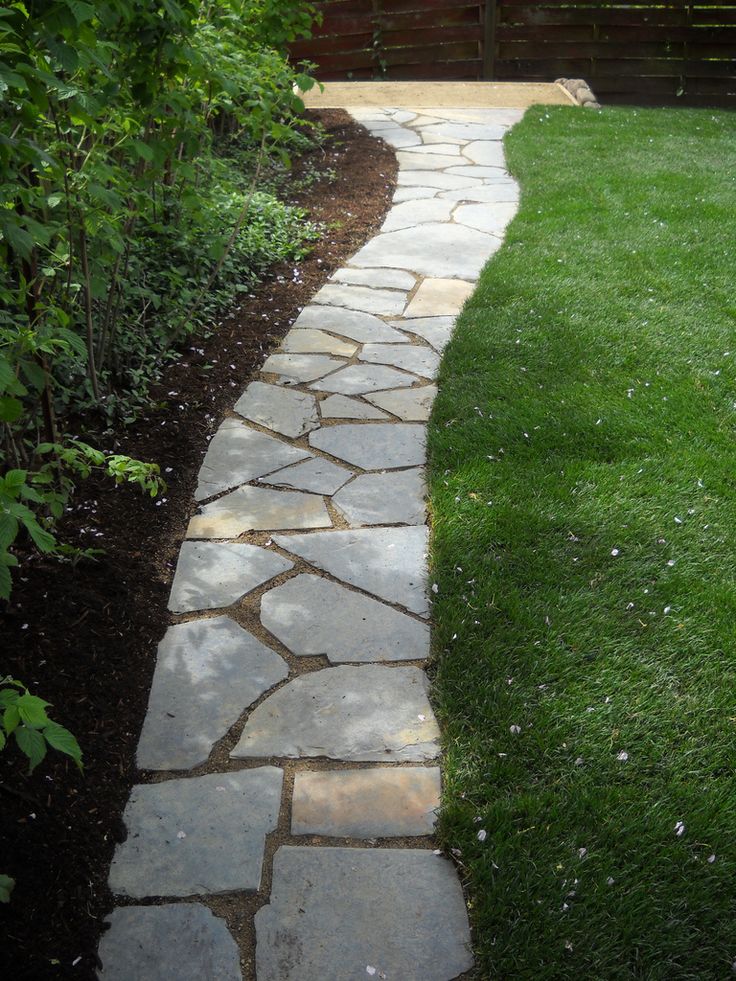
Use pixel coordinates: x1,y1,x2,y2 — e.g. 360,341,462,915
97,104,522,981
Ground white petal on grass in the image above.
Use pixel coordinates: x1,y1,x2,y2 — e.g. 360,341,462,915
674,821,686,837
477,829,487,842
708,854,716,864
617,750,629,762
509,725,521,735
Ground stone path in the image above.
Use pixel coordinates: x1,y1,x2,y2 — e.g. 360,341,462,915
98,104,522,980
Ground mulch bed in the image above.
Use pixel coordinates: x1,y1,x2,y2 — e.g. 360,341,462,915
0,109,397,980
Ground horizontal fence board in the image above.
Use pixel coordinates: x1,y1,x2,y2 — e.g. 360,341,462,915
498,6,690,27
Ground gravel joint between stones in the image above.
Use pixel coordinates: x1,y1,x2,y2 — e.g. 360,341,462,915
99,103,523,981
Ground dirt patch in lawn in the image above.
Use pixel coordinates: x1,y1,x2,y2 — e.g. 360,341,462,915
0,109,398,981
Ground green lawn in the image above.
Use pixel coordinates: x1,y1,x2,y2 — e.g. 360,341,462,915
429,105,736,979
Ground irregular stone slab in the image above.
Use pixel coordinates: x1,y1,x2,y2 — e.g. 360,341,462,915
387,109,416,124
272,526,429,615
351,222,499,279
421,130,465,146
423,106,523,126
404,278,474,319
375,127,422,149
309,364,418,396
439,184,519,204
291,767,441,837
391,316,455,353
263,457,353,495
445,164,511,179
319,394,389,420
98,904,242,981
309,423,426,470
397,170,483,190
256,847,474,981
462,140,508,167
261,353,345,383
187,485,330,539
396,151,465,171
392,186,440,203
137,616,288,770
366,385,438,422
331,267,416,291
359,343,439,379
260,573,429,662
293,305,409,344
280,328,357,357
109,769,283,897
454,201,519,235
313,283,407,317
381,198,455,232
232,665,439,761
400,140,461,154
194,418,308,501
421,120,506,142
234,382,318,439
333,468,426,526
168,541,292,613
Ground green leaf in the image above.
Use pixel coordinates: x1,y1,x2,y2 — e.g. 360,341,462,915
3,703,20,734
0,563,13,600
0,874,14,904
24,518,56,554
0,512,19,551
0,396,22,423
43,721,83,770
14,724,46,772
16,693,51,729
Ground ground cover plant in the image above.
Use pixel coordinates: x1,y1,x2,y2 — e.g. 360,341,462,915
429,105,736,977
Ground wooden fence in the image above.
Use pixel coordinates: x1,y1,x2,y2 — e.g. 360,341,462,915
290,1,736,107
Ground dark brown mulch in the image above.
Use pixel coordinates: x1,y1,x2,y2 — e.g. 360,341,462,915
0,109,397,980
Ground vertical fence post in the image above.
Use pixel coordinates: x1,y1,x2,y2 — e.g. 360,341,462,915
483,0,497,80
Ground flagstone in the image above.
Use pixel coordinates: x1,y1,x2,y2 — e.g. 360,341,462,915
136,616,287,770
313,282,408,317
359,343,440,379
194,418,309,501
291,767,441,837
365,385,438,422
439,184,519,204
421,130,465,145
445,164,511,179
272,526,429,615
309,423,426,470
454,201,519,235
423,106,524,126
279,328,357,357
391,316,455,352
262,457,354,495
392,186,441,203
421,120,506,142
333,467,426,526
167,541,292,613
309,364,418,395
233,382,319,438
331,267,416,290
109,769,283,897
403,278,474,319
261,353,346,383
400,140,461,153
255,847,474,981
350,222,499,279
387,109,417,124
396,151,465,170
260,573,429,662
293,305,410,344
98,905,242,981
187,485,330,539
381,198,455,232
375,127,422,149
231,665,439,761
462,140,508,167
397,171,483,190
319,394,389,420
